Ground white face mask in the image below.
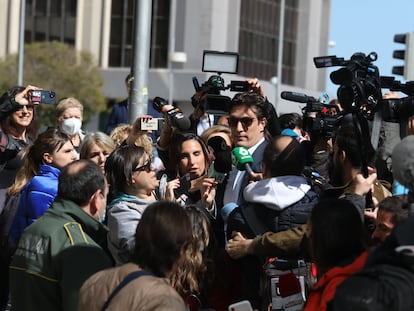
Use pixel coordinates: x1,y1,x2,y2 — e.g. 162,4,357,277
61,118,82,135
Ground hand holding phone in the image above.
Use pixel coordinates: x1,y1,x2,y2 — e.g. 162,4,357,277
30,90,56,104
140,117,164,131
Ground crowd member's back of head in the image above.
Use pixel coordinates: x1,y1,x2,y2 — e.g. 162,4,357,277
279,112,304,139
262,135,306,177
58,159,106,206
171,204,213,302
308,198,366,276
334,121,376,171
132,200,193,277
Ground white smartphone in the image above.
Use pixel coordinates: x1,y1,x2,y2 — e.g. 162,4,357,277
141,118,162,131
228,300,253,311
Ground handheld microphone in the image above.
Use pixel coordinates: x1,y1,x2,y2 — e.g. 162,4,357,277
207,136,229,155
152,97,191,131
231,147,254,176
208,151,232,183
281,91,317,103
192,76,200,91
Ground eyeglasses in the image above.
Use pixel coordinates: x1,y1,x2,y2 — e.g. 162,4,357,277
133,159,152,173
228,116,256,128
16,105,35,111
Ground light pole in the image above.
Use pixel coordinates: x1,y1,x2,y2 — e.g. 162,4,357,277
129,0,152,123
17,0,26,85
274,0,285,113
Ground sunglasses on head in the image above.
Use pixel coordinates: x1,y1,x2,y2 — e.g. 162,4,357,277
227,116,256,128
133,159,152,173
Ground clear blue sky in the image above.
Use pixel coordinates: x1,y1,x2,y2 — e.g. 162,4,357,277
326,0,414,95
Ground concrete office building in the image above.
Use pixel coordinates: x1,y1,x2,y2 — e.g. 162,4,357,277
0,0,331,117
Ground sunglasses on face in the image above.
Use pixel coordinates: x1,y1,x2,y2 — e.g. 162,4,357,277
16,105,35,111
227,116,257,128
133,159,152,173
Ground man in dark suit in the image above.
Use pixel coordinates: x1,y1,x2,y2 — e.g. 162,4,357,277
222,91,270,207
105,74,132,135
105,74,160,135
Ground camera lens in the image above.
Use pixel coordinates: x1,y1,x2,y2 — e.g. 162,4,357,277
50,92,56,98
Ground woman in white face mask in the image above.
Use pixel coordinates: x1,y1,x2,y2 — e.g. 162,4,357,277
55,97,86,156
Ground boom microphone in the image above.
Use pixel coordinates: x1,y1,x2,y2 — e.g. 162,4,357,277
152,97,191,131
231,147,254,176
281,91,316,103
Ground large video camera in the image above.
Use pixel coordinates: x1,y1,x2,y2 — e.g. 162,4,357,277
281,91,342,138
380,76,414,122
192,51,250,115
314,52,381,118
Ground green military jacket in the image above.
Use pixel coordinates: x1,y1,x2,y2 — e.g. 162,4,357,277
9,198,114,311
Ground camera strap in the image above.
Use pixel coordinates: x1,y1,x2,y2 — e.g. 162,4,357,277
370,109,382,150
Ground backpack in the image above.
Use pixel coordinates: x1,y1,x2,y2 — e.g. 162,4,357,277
327,261,414,311
327,216,414,311
0,191,21,262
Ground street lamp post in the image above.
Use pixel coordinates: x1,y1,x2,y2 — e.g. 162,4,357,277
274,0,285,113
17,0,26,85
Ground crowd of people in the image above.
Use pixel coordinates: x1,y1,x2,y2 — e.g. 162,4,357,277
0,76,414,311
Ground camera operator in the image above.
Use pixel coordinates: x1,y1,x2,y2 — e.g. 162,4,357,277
190,78,281,136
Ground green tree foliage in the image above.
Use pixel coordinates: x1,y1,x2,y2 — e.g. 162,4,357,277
0,41,105,127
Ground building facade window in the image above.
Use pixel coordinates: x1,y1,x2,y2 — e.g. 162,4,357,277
238,0,299,84
109,0,170,68
25,0,77,45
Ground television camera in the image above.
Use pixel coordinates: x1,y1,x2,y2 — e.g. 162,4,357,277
192,50,250,115
379,76,414,122
314,51,382,119
314,51,414,123
281,91,342,138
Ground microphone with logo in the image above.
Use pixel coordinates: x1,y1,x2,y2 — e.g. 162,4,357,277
152,96,191,131
231,146,255,177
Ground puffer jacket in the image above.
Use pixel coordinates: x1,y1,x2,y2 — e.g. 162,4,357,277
107,193,154,265
10,164,60,244
78,262,186,311
227,175,319,238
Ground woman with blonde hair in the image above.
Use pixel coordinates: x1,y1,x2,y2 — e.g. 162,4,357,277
80,131,115,173
55,97,86,154
109,123,153,155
